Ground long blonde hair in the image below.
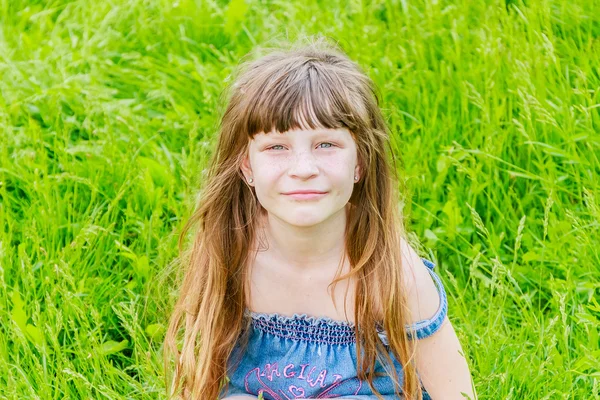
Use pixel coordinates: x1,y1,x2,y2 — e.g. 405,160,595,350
164,35,422,400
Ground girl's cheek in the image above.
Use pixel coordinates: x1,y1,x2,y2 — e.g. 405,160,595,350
323,153,353,169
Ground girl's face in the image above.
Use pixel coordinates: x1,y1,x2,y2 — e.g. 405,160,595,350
241,127,361,228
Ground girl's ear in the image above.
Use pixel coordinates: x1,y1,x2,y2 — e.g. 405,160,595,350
354,164,361,181
240,151,253,183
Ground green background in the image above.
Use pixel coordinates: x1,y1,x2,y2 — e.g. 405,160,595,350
1,0,599,398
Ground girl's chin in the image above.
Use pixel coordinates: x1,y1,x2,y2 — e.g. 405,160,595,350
279,212,340,227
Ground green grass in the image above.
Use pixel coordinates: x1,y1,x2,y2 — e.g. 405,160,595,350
1,0,599,398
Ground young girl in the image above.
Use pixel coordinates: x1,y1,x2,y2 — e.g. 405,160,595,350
164,36,476,400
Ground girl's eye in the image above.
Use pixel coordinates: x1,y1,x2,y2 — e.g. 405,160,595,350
318,142,335,149
266,143,335,151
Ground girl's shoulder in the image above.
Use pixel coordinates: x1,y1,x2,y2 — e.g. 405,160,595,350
399,238,448,336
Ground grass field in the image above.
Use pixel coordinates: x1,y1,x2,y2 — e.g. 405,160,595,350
1,0,599,398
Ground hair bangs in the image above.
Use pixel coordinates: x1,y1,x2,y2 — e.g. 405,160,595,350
243,62,363,138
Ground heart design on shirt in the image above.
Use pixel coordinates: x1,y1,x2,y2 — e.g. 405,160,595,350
288,385,305,398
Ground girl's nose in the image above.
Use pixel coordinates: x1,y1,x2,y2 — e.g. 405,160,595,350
287,150,320,179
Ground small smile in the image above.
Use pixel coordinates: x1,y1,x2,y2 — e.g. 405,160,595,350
283,191,328,200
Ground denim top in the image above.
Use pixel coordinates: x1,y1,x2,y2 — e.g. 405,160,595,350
221,258,447,399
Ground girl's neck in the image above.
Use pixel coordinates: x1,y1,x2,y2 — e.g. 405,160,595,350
255,205,349,272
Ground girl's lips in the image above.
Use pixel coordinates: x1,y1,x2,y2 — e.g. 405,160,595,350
284,192,328,200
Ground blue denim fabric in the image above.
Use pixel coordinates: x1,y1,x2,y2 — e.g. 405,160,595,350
221,258,447,399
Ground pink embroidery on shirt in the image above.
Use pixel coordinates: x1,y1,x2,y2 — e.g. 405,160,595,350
297,363,309,379
308,368,328,388
275,389,295,400
304,366,316,384
288,385,305,398
283,363,296,378
260,362,281,382
315,374,363,398
244,364,362,399
245,367,283,400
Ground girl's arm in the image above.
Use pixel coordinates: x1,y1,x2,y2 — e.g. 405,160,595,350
415,317,476,399
400,239,477,400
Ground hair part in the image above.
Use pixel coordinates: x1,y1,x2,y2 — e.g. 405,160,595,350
163,34,421,400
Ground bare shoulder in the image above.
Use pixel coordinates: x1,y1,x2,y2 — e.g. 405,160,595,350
399,237,444,324
399,241,477,398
